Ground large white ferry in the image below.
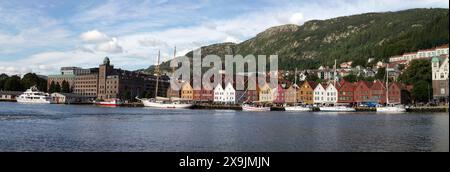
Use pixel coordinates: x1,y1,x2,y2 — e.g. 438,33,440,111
16,86,51,104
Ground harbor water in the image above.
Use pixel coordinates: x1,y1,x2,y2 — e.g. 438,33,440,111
0,102,448,152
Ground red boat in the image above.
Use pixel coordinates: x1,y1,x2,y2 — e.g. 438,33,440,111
94,99,124,107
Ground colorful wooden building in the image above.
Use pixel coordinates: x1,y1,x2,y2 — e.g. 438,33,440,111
284,85,297,104
299,81,317,105
180,82,193,101
272,84,285,104
338,80,356,104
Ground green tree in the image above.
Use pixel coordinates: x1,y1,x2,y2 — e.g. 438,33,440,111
49,81,56,93
398,60,432,84
20,73,40,91
4,75,22,91
375,67,386,81
343,74,358,83
412,81,432,103
61,80,71,93
55,82,61,93
0,74,8,90
306,74,322,83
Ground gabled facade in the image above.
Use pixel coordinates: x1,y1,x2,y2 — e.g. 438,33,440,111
272,84,285,104
193,84,214,102
224,83,236,104
299,81,316,105
325,83,338,104
180,82,193,101
354,81,371,104
213,84,225,103
388,82,402,104
370,80,387,104
284,85,297,104
259,83,273,103
338,80,355,104
313,83,326,104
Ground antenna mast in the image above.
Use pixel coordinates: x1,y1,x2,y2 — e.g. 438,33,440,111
154,50,161,98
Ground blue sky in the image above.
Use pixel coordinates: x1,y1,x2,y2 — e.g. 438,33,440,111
0,0,448,75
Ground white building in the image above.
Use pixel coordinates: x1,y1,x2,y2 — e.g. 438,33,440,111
325,83,338,104
214,84,225,103
224,83,236,104
390,44,449,63
313,83,326,105
432,55,449,102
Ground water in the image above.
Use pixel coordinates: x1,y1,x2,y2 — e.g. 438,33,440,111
0,102,448,152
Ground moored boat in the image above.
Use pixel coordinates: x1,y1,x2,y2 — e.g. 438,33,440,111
137,97,193,109
376,104,406,113
16,86,51,104
242,104,271,112
94,98,123,107
284,104,312,112
319,106,356,112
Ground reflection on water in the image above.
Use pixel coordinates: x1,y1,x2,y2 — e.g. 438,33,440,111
0,102,448,152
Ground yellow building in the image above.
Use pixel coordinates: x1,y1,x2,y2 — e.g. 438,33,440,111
284,85,297,104
181,82,193,101
298,81,316,105
258,83,273,103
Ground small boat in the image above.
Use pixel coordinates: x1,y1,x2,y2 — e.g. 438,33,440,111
284,104,311,112
376,104,406,113
16,86,51,104
242,104,271,112
319,106,356,112
94,98,123,107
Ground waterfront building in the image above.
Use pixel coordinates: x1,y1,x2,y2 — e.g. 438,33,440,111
259,83,273,103
284,85,297,104
389,44,449,64
49,57,170,100
325,83,338,105
431,55,449,103
354,81,372,104
214,84,225,103
299,81,317,105
50,93,94,104
337,80,356,105
313,83,326,105
387,83,402,104
370,80,387,104
180,82,193,101
224,83,236,104
0,91,21,101
272,84,285,104
193,84,214,102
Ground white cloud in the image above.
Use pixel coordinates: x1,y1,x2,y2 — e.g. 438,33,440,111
95,37,123,53
289,13,304,25
80,30,110,43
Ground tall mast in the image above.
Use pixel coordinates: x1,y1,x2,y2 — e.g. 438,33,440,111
154,50,161,98
294,68,298,85
334,59,337,86
386,66,389,105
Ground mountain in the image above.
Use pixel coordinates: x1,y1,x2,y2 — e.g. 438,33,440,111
142,8,449,73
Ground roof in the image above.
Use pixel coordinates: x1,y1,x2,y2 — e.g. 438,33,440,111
0,91,22,96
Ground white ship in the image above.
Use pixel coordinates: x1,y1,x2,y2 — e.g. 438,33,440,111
376,67,407,113
284,104,311,112
94,98,123,107
319,106,356,112
138,97,193,109
16,86,51,104
242,104,271,112
138,48,193,109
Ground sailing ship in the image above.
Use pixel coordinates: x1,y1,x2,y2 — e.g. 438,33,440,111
16,86,51,104
376,67,406,113
319,60,356,112
137,48,194,109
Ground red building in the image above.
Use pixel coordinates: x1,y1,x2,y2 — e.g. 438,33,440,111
193,84,214,102
354,81,372,104
370,80,387,104
337,80,356,104
388,82,402,104
273,84,285,104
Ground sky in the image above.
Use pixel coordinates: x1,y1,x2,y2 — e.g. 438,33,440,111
0,0,448,76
